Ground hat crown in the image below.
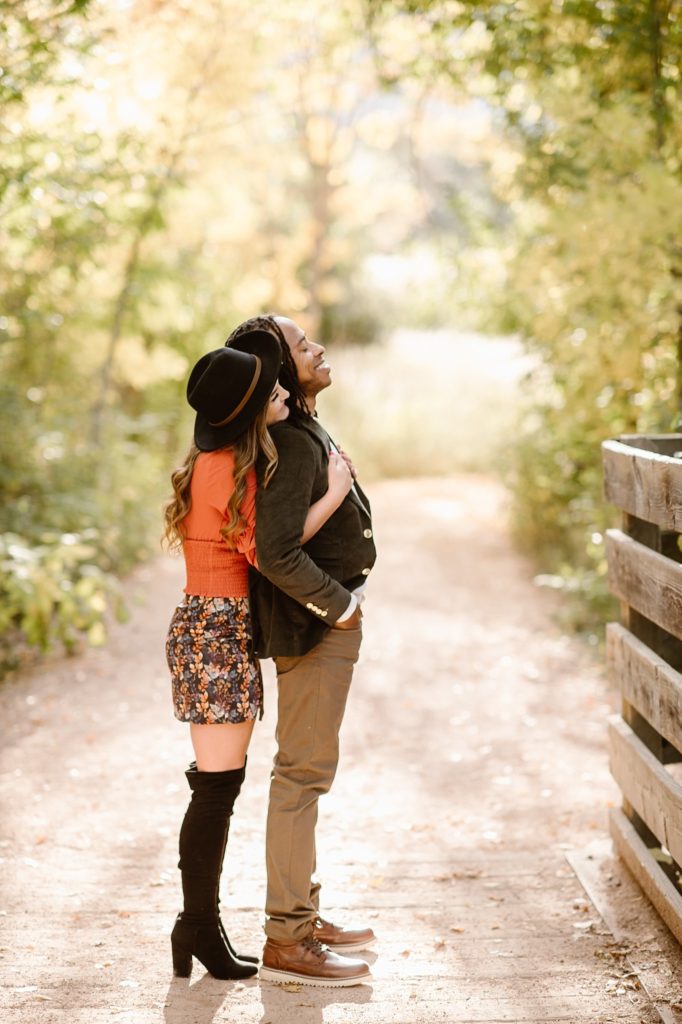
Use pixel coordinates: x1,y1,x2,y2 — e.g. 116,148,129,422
186,329,281,451
187,347,261,426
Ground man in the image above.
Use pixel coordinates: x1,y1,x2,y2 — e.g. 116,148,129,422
228,315,377,987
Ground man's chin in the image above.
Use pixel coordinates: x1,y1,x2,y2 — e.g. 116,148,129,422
304,370,332,401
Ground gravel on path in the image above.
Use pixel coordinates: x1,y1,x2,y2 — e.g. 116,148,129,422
1,476,681,1024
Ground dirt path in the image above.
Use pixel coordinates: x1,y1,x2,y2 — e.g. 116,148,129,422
2,476,682,1023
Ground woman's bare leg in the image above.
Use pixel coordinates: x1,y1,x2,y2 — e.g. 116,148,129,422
190,720,255,771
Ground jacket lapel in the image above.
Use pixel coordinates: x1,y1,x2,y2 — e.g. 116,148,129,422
300,417,371,519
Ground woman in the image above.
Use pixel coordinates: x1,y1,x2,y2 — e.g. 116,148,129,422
162,329,352,980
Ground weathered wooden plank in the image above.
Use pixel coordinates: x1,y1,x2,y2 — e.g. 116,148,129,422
608,715,682,864
607,623,682,756
615,433,682,456
606,529,682,641
603,439,682,530
610,806,682,947
614,515,682,758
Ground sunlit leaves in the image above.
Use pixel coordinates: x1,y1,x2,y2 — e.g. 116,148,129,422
374,0,682,626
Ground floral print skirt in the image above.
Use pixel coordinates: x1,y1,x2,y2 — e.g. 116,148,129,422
166,595,263,724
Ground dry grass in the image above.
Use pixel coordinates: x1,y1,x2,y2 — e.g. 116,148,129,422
318,329,531,480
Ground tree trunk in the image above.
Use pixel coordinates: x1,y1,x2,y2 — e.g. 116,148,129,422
648,0,669,153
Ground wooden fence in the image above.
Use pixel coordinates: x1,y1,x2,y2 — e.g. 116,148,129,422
603,433,682,943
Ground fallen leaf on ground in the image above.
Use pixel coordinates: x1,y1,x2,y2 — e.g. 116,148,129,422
400,949,411,957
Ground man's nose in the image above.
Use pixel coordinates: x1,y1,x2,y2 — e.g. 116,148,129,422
311,341,325,355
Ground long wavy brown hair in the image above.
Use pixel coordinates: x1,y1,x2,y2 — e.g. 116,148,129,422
162,403,278,553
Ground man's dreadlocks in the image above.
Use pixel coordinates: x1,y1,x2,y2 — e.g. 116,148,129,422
225,314,310,424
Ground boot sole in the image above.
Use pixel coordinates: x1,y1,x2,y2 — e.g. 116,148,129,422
259,965,371,988
324,936,376,953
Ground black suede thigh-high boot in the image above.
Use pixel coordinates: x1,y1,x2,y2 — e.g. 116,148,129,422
171,763,257,979
215,813,258,964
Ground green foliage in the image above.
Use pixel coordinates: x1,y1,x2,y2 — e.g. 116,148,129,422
0,403,170,671
3,0,510,670
372,0,682,631
0,2,191,668
499,2,682,627
9,0,680,665
0,530,125,673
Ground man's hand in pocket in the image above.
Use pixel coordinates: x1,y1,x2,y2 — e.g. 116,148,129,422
332,605,363,630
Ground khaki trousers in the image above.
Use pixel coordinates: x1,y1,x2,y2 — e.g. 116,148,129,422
264,625,362,942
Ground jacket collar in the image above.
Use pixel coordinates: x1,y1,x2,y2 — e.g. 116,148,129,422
298,416,371,519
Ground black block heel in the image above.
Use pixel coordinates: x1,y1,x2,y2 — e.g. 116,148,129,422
171,915,258,981
171,938,193,978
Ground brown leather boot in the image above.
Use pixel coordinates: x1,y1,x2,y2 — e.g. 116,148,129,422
259,934,371,988
313,915,376,952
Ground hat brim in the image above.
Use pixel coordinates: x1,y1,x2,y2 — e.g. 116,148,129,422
193,329,281,450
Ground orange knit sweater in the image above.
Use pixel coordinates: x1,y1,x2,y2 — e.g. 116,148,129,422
181,450,257,597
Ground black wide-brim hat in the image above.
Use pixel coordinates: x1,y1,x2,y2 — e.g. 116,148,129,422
187,330,281,450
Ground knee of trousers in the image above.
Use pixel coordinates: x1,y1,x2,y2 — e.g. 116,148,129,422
270,761,338,802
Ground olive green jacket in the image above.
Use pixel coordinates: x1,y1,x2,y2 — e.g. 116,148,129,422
249,415,377,658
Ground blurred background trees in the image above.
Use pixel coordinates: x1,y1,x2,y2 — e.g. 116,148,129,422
369,0,682,626
2,0,680,666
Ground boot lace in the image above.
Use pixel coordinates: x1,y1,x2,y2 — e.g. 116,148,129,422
302,934,326,961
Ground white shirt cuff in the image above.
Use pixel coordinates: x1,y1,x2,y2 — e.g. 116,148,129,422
335,594,358,622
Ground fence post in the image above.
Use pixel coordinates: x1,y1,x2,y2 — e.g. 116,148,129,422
603,433,682,943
